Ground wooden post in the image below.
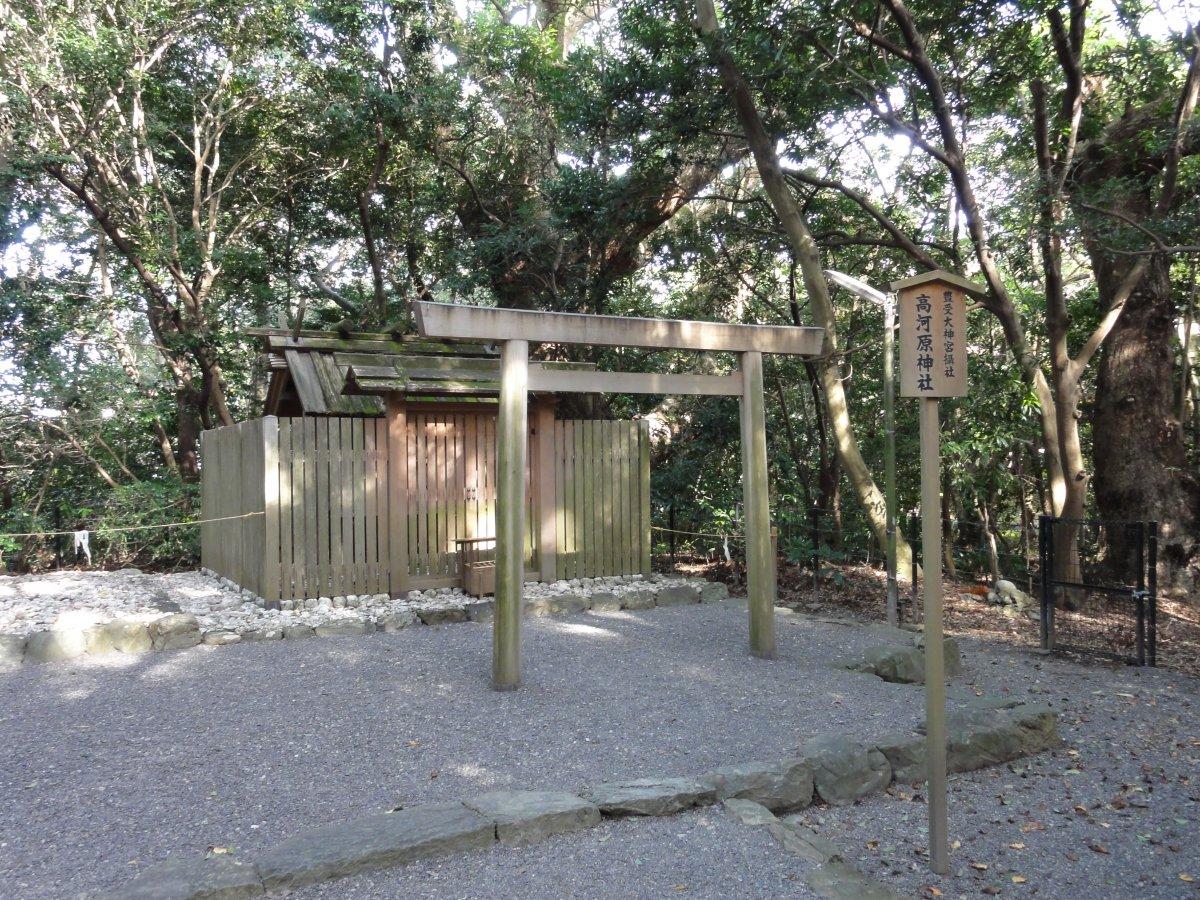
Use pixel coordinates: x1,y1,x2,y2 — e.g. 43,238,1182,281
920,397,949,875
740,350,776,659
386,396,409,599
892,268,986,875
494,339,529,691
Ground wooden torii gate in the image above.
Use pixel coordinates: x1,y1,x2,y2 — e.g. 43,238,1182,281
414,301,824,690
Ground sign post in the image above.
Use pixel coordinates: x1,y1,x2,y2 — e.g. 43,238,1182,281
892,269,985,875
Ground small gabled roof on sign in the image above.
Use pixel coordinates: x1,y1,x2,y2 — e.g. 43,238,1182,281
890,269,989,301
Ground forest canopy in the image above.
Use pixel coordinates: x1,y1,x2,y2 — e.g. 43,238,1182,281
0,0,1196,589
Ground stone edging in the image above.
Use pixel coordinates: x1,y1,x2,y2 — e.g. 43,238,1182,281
0,576,731,668
115,699,1062,899
723,798,899,899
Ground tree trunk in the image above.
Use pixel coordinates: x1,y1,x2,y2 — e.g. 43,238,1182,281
1090,250,1200,588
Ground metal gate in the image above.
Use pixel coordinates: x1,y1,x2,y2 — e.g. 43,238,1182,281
1038,516,1158,666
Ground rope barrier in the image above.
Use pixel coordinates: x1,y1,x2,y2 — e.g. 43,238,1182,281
652,525,744,542
0,511,264,541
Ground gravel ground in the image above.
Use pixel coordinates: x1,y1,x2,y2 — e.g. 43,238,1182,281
0,602,924,898
4,597,1195,899
804,637,1200,898
295,808,819,899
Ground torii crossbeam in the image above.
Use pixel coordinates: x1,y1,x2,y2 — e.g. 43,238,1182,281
414,301,825,690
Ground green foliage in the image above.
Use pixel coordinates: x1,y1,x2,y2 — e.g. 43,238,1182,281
91,480,199,570
0,0,1195,575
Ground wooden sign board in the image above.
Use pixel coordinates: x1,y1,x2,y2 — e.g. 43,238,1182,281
898,280,968,398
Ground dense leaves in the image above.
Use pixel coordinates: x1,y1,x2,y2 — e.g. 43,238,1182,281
0,0,1195,581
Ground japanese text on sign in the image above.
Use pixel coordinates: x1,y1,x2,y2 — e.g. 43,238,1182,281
900,281,967,398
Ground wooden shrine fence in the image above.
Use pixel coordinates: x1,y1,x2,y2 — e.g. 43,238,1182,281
200,415,650,602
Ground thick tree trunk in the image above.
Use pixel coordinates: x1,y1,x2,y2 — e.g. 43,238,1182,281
1090,250,1200,588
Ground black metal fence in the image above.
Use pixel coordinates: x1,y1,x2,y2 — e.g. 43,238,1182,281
1039,516,1158,666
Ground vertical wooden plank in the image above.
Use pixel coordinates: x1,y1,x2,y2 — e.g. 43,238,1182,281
200,430,210,573
578,420,591,578
351,419,366,595
535,401,557,582
279,419,297,601
494,340,528,691
336,418,351,596
626,422,637,575
375,416,389,595
576,422,585,578
387,398,409,597
740,350,776,659
261,416,281,605
598,421,611,576
609,424,619,578
452,414,464,579
552,420,565,580
292,419,308,600
638,419,651,576
363,418,379,595
572,419,584,579
302,417,318,599
465,413,479,541
314,417,330,598
417,414,429,577
233,423,246,590
613,422,627,576
555,421,568,580
428,416,440,576
596,420,607,577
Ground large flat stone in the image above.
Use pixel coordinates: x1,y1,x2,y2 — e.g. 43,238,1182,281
766,819,841,864
254,803,495,891
87,618,152,655
655,584,700,606
844,645,925,684
416,607,468,626
282,624,315,640
798,735,891,806
874,732,927,784
25,628,89,663
464,790,600,846
241,626,283,642
464,599,494,622
523,596,552,617
149,614,201,651
587,591,622,612
948,702,1060,773
314,620,375,637
119,853,263,899
548,594,590,615
806,859,902,900
722,798,776,827
379,610,418,632
697,581,730,603
702,759,813,812
845,636,963,684
621,589,657,611
203,630,242,646
0,633,27,667
583,777,716,817
913,634,964,677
